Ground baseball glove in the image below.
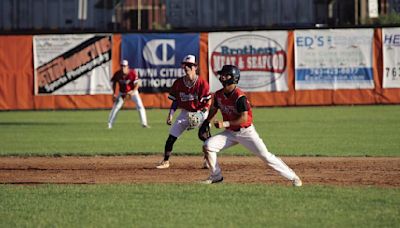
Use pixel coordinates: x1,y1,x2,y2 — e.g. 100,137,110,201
187,111,204,130
198,120,211,141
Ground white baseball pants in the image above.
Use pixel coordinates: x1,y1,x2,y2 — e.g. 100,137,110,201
203,125,299,181
108,90,148,127
169,109,208,138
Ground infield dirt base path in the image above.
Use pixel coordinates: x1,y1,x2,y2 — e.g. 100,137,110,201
1,156,399,187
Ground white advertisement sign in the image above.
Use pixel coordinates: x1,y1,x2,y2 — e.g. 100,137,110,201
34,34,113,95
295,29,375,90
382,28,400,88
208,31,289,92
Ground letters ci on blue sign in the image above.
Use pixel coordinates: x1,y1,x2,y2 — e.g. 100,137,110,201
121,34,200,93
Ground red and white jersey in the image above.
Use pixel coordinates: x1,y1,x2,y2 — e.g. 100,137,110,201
214,87,253,131
111,69,139,93
168,76,211,112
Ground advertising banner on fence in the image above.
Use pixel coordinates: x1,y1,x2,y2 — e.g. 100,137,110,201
208,31,289,92
382,28,400,88
34,34,112,95
121,34,199,93
295,29,374,90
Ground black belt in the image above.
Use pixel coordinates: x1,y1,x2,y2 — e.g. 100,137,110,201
232,125,251,132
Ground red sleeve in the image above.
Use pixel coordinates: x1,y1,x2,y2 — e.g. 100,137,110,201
168,80,178,101
213,92,220,108
199,79,211,103
128,70,138,83
111,71,119,82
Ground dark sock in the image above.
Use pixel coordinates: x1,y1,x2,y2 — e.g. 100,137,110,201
164,135,177,161
164,151,171,161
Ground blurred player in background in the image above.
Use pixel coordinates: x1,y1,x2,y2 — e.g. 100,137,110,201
198,65,302,186
156,55,211,169
108,59,149,129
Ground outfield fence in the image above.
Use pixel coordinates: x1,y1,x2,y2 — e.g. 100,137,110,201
1,28,400,110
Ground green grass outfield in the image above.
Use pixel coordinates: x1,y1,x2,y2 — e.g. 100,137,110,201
0,105,399,156
0,184,399,227
0,105,400,227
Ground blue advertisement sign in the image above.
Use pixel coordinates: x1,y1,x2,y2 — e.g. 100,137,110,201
121,34,200,93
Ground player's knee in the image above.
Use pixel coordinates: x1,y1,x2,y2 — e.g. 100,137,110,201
165,135,177,152
204,143,220,154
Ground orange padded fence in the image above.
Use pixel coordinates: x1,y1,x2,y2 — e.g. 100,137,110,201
0,30,399,110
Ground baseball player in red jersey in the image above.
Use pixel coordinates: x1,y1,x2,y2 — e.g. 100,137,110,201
108,60,149,129
156,55,212,169
198,65,302,186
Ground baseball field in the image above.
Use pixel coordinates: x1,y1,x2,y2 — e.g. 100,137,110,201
0,105,399,227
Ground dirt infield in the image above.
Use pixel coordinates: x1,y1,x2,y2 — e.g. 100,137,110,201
1,156,399,187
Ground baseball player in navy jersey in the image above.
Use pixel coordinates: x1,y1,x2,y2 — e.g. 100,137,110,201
108,60,149,129
198,65,302,186
156,55,212,169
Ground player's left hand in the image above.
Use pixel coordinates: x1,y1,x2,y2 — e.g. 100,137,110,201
198,120,211,141
125,92,133,100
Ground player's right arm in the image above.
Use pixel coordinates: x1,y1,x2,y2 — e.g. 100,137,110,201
166,81,178,125
204,98,219,123
167,100,178,125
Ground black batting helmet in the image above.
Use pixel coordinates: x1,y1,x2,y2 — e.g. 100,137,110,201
217,65,240,86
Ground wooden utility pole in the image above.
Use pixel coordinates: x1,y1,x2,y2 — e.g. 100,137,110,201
355,0,359,25
138,0,142,30
360,0,368,24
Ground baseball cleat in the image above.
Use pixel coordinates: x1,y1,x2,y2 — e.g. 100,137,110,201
200,176,223,184
292,177,302,187
156,160,170,169
107,123,112,129
142,124,151,128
